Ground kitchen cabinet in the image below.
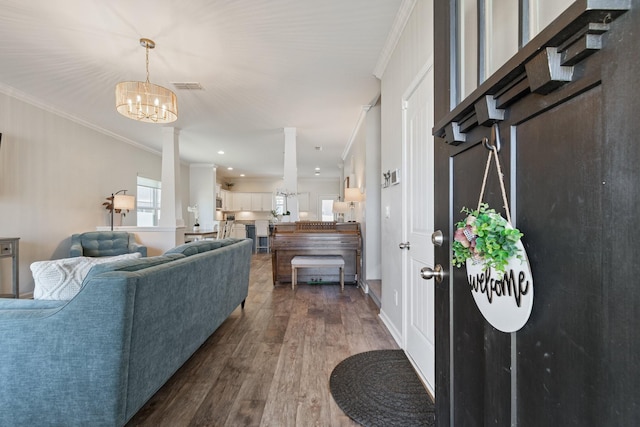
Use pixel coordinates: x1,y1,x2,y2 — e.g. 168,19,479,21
252,192,273,211
220,189,231,211
222,192,274,212
231,192,252,211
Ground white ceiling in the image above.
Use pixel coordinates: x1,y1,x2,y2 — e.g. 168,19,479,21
0,0,405,179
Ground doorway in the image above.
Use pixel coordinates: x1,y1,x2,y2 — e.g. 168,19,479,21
402,59,436,396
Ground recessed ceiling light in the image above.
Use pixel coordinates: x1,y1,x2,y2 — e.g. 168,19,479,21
227,167,233,170
315,172,320,176
315,167,321,171
240,174,245,177
218,150,225,155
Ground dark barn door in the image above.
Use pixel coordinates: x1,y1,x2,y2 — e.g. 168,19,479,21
432,2,639,426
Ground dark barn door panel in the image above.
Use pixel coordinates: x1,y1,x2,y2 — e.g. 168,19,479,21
514,88,604,426
433,1,638,426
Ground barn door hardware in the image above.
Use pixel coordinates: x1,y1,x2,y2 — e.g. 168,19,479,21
482,122,501,153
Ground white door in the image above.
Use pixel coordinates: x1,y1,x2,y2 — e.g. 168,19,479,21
403,61,435,395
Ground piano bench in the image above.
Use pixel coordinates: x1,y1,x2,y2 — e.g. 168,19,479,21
291,255,345,291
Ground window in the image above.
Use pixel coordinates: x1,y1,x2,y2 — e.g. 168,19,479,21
321,199,336,221
274,195,286,215
318,194,339,221
137,176,161,226
454,0,572,106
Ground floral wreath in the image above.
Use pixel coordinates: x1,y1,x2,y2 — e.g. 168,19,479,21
453,203,523,273
452,125,525,273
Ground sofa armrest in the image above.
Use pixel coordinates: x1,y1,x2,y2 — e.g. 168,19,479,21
0,277,136,426
129,243,147,257
69,234,83,257
0,299,67,319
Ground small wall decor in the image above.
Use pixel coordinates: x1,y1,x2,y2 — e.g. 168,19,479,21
382,170,391,188
390,168,400,185
382,169,400,188
452,124,534,333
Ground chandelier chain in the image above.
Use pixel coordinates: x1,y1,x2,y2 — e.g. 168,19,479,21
145,45,150,84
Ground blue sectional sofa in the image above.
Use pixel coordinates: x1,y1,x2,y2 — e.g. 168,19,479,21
0,238,253,427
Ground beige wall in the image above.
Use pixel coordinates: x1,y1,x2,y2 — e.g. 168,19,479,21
0,91,190,294
342,101,382,284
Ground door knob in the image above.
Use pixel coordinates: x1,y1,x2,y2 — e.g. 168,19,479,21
431,230,444,246
399,242,411,250
421,264,444,283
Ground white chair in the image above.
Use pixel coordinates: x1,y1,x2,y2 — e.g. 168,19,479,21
219,220,234,239
255,220,270,253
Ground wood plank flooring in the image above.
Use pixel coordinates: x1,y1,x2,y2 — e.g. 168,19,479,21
126,254,399,427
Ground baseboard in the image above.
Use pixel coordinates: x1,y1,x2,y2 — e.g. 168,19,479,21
368,290,381,308
379,309,402,347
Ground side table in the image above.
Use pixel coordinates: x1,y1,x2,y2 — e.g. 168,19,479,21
0,237,19,298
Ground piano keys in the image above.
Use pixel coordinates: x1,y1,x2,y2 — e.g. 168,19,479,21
271,221,362,285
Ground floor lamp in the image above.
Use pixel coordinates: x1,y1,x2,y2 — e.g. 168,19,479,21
111,190,135,231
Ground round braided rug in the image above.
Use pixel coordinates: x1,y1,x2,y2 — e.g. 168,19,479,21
329,349,435,427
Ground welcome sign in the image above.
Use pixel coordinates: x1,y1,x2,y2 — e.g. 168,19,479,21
465,238,534,333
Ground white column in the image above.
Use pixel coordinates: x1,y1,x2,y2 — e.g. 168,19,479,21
189,163,216,230
283,127,299,220
159,127,184,228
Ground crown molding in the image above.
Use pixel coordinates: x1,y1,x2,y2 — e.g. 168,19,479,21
0,82,162,158
342,104,373,161
372,0,417,79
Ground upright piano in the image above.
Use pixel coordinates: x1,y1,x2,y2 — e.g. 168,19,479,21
271,221,361,285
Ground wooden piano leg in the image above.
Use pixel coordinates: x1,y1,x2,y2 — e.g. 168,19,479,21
340,265,344,292
291,266,296,290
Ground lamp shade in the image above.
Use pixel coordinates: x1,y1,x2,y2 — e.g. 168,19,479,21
332,201,349,214
114,194,135,211
115,81,178,123
344,188,364,202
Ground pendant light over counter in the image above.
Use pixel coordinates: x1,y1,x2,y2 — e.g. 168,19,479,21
115,38,178,124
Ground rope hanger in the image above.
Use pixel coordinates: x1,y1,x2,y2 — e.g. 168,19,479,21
477,123,512,224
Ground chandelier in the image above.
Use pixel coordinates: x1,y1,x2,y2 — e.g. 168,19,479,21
115,38,178,123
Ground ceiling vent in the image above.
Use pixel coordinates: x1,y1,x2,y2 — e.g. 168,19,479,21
172,82,204,90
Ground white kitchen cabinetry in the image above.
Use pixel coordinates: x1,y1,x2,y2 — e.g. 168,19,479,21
220,189,231,211
222,191,274,212
252,192,273,211
231,192,252,211
263,193,274,211
251,193,263,211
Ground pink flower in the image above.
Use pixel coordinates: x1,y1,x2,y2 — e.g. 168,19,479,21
454,228,470,248
466,215,476,226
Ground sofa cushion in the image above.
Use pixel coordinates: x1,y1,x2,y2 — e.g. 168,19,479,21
31,253,142,300
83,253,185,281
164,238,244,257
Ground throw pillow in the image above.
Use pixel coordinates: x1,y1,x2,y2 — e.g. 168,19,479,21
31,253,142,300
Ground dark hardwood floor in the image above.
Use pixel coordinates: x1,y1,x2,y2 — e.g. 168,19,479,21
126,253,399,427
